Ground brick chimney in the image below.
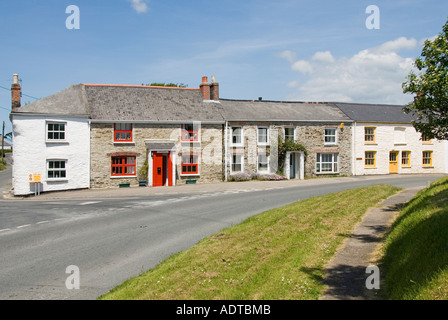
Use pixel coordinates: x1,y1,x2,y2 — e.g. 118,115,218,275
199,76,210,100
210,75,219,101
11,73,21,112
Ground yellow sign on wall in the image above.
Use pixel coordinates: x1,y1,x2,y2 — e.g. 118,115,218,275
28,174,42,183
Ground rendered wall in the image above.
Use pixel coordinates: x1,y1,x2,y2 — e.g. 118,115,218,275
12,115,90,195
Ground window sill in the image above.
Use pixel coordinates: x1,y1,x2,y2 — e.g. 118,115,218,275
46,179,68,182
422,166,434,169
324,143,338,147
113,141,135,145
46,140,69,144
364,167,377,169
364,143,377,145
181,173,200,177
110,176,136,179
316,172,339,174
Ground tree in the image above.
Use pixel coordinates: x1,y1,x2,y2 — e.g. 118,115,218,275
402,18,448,140
142,82,188,88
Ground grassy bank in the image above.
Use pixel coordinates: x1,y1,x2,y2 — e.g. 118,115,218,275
378,176,448,300
99,184,400,300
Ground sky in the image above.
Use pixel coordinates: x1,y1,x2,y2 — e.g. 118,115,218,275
1,0,447,137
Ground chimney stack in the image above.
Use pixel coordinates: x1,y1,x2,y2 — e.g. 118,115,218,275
11,73,21,112
199,76,210,100
210,75,219,101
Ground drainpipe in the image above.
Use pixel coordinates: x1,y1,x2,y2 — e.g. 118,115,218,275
224,120,228,181
352,122,357,176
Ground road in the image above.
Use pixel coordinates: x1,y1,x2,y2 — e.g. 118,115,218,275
0,174,444,300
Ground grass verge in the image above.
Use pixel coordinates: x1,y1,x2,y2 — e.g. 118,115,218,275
99,184,400,300
378,176,448,300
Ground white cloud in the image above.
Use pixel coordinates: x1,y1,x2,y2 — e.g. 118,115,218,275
311,51,335,63
129,0,148,14
277,50,296,63
291,60,313,73
280,37,419,104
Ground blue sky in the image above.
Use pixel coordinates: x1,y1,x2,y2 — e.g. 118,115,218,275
1,0,447,136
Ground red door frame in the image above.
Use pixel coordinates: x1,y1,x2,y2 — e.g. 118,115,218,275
152,151,173,187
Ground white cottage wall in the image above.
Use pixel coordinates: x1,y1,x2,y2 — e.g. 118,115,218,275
353,123,446,175
12,115,90,195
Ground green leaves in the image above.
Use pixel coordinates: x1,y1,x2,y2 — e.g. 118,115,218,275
403,18,448,140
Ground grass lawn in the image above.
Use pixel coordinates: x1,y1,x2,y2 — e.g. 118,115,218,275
378,176,448,300
99,184,400,300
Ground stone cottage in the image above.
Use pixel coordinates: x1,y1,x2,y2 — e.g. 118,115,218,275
9,74,448,196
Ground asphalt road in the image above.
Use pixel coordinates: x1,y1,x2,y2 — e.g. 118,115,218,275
0,174,444,300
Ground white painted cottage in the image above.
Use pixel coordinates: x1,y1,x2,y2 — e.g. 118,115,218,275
335,103,448,175
10,76,90,195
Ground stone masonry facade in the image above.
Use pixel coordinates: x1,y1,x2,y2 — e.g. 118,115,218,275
225,121,352,178
90,123,224,189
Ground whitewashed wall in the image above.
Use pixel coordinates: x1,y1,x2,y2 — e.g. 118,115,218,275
12,115,90,195
353,123,447,175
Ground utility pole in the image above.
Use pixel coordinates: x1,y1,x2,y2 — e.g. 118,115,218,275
2,121,4,164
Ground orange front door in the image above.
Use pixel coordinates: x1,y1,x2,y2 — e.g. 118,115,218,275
389,151,398,174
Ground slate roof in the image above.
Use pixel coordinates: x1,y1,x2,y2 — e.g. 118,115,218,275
220,99,351,122
334,102,417,123
83,84,226,122
13,84,89,116
12,83,416,124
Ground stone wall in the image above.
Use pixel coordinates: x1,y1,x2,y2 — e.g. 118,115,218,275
226,121,352,178
296,122,352,177
90,123,223,189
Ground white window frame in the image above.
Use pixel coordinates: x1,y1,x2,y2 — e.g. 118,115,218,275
257,126,269,145
257,153,270,173
324,127,337,145
284,127,295,142
230,154,244,173
316,153,339,174
47,159,67,181
231,127,243,146
46,121,67,143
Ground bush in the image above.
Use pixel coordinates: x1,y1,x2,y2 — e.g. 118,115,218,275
228,172,287,182
228,172,252,181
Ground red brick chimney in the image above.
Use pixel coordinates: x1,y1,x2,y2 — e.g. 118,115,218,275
210,75,219,101
199,76,210,100
11,73,21,112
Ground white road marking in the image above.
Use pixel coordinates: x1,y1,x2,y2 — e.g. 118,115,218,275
16,224,31,229
79,201,101,206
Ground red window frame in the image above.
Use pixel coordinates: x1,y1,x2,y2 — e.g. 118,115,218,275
181,124,198,142
181,154,198,174
111,156,136,176
114,123,133,142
